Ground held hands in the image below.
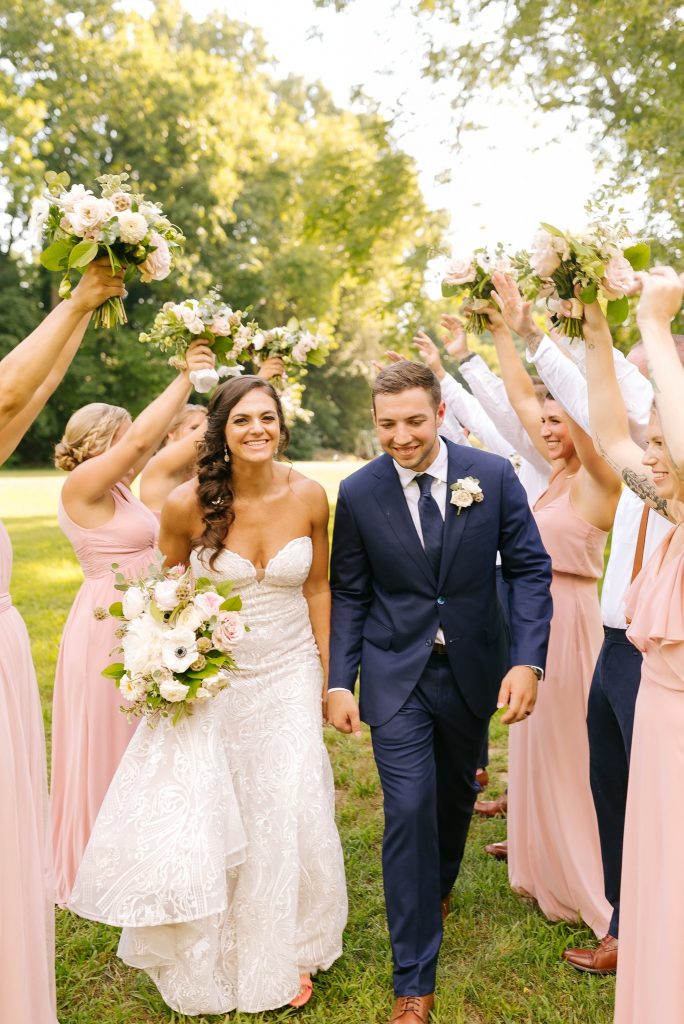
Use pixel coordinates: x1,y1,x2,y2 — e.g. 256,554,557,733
490,272,537,338
257,355,286,381
635,266,684,327
183,339,216,378
69,258,126,314
497,665,538,725
326,690,362,737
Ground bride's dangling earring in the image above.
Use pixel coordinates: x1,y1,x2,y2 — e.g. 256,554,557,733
223,444,230,464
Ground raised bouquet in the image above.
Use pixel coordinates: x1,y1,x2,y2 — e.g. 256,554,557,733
36,171,184,328
521,221,650,339
99,558,247,726
441,246,515,334
139,292,259,393
252,318,330,374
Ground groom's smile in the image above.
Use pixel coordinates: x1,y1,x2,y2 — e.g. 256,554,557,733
373,387,446,473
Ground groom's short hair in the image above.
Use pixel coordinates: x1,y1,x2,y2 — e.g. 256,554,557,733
372,360,441,412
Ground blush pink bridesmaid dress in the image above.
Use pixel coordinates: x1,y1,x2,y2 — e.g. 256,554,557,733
507,474,612,938
0,520,57,1023
51,483,159,905
614,523,684,1023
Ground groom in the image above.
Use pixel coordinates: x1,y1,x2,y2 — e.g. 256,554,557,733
328,361,552,1024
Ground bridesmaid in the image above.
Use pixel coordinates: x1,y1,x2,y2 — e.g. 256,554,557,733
0,261,125,1024
487,272,620,937
51,339,215,905
582,271,684,1022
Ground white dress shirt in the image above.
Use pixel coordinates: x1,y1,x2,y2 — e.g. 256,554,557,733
458,355,549,505
526,333,670,628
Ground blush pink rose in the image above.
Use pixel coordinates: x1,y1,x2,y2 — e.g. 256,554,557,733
602,254,638,299
444,258,477,286
193,591,224,621
211,612,246,653
139,232,171,282
529,230,562,278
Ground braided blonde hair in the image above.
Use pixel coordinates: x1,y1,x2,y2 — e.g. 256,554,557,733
54,403,131,472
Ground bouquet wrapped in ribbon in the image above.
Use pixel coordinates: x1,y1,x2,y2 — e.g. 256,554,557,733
441,247,515,334
139,292,258,393
521,222,650,339
35,171,184,328
99,557,247,726
252,318,330,375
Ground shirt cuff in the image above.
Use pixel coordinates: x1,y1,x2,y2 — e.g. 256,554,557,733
326,687,349,693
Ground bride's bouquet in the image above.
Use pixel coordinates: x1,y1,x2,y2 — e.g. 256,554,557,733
139,292,259,393
35,171,185,328
100,558,247,726
252,318,330,375
441,246,515,334
521,221,650,339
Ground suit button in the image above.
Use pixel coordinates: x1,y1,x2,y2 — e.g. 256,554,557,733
425,639,432,646
437,596,446,605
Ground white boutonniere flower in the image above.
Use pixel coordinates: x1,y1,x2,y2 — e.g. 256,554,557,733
450,476,484,515
509,453,523,474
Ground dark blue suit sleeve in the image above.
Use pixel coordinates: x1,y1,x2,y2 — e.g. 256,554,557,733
329,480,373,693
497,459,553,670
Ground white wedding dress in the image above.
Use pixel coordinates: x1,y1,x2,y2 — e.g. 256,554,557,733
69,536,347,1014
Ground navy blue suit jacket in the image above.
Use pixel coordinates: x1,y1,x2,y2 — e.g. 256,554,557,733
329,438,553,727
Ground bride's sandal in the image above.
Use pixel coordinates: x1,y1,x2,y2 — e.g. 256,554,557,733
288,975,313,1009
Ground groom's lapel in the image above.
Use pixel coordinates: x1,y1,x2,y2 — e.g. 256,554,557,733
438,441,477,590
371,456,435,587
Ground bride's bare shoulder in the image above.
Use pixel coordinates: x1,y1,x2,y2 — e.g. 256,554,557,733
277,463,327,503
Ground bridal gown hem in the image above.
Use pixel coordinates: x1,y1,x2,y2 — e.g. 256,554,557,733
70,536,348,1016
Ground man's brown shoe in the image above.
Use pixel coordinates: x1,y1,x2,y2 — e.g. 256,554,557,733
389,993,434,1023
562,934,617,974
474,793,508,817
475,767,489,790
440,896,450,922
484,839,508,861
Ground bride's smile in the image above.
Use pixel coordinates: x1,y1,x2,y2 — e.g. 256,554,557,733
225,391,281,462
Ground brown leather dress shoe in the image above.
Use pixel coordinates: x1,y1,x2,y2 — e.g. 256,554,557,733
440,895,450,922
562,934,617,974
389,993,434,1023
474,793,508,817
484,839,508,861
475,767,489,790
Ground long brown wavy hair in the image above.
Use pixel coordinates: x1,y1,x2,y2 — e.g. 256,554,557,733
195,376,290,567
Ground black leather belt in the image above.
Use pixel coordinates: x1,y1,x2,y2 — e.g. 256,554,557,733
432,641,448,655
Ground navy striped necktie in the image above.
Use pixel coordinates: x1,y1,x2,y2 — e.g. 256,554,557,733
416,473,443,578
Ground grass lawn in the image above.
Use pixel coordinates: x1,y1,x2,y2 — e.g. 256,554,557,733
0,468,614,1024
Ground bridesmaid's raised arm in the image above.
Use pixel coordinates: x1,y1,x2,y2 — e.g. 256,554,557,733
158,479,201,568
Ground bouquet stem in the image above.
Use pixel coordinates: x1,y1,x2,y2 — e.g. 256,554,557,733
465,312,490,335
93,296,127,330
558,316,584,340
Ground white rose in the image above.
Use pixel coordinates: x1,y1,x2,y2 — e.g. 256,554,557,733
444,258,477,286
450,488,473,509
72,196,114,232
193,591,224,621
122,614,165,676
176,604,204,632
460,476,482,495
117,210,148,244
139,232,171,283
529,230,562,278
122,586,148,620
212,612,246,653
159,677,190,703
210,315,232,336
190,367,220,394
292,340,309,363
154,579,180,611
161,626,198,673
252,331,266,352
202,671,229,695
58,184,93,211
193,686,213,703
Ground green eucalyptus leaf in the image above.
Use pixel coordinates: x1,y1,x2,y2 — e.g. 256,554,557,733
606,296,630,326
623,242,651,272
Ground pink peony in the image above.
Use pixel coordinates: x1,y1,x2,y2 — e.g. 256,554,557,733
139,232,171,282
444,258,477,286
602,254,638,299
212,612,246,653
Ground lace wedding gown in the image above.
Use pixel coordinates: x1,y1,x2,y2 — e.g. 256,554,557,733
70,536,347,1014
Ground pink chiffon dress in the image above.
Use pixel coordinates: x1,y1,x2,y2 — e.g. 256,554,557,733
507,475,612,938
0,520,57,1023
614,522,684,1023
51,483,159,905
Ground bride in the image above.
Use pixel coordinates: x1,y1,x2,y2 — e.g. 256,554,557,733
69,375,348,1014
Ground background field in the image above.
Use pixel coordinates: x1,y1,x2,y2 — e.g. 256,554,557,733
0,469,615,1024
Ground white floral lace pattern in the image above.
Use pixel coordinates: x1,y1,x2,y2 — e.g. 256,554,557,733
70,536,347,1015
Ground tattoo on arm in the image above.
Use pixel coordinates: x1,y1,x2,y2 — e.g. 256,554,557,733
595,434,672,519
525,329,544,355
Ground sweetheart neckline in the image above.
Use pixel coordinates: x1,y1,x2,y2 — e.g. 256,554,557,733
198,536,312,580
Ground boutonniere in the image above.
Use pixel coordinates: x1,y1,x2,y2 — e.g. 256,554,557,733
509,453,523,474
450,476,484,515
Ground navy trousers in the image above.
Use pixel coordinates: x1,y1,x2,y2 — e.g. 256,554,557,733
587,626,643,939
371,652,488,995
